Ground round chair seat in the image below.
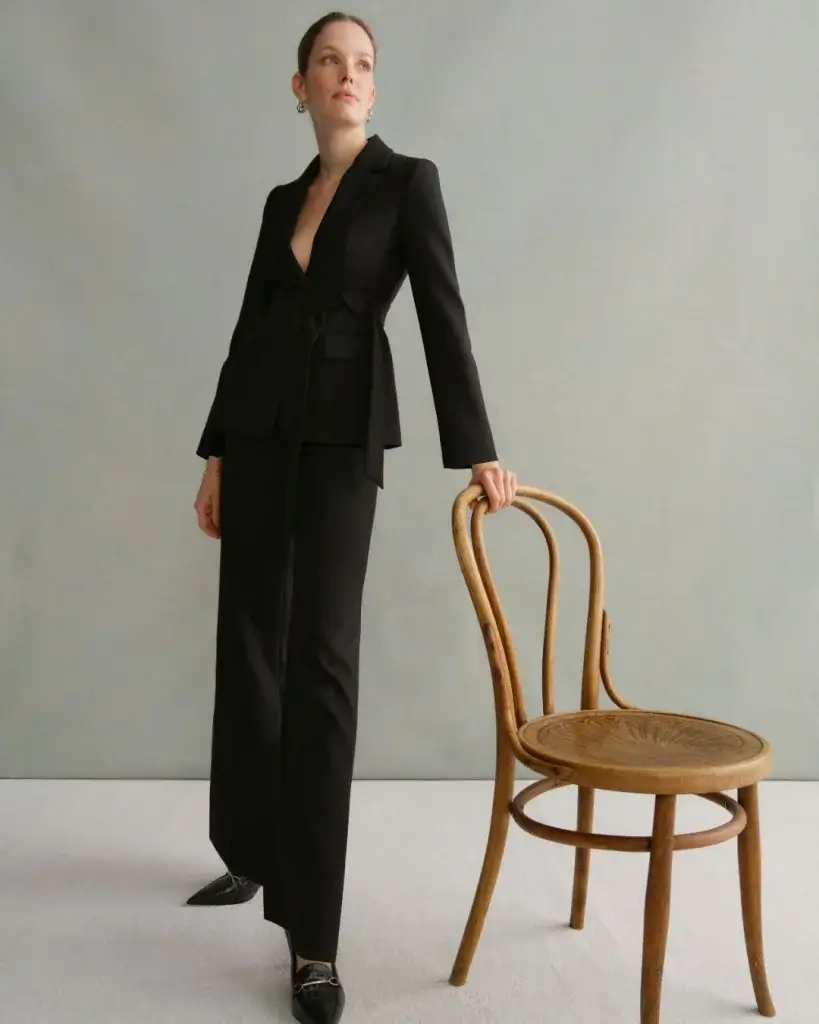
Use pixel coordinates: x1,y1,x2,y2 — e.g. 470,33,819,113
518,709,772,795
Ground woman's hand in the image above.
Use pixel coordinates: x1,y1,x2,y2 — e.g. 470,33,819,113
470,461,518,513
195,458,222,539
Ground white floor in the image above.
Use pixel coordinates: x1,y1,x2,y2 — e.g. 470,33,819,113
0,780,814,1023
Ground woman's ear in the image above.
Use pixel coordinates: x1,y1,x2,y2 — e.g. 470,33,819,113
291,73,306,104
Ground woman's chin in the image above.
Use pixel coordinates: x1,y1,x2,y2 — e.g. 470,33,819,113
318,106,365,128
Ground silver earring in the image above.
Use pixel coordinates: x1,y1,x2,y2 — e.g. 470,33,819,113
366,107,373,122
297,99,306,114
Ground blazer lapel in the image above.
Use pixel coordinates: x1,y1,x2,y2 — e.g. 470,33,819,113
310,135,392,276
271,159,317,281
277,135,392,282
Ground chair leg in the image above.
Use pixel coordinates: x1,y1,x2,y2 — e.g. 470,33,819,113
570,786,595,929
640,794,676,1024
737,785,776,1017
449,730,515,986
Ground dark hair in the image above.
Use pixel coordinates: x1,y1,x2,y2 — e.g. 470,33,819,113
297,12,377,77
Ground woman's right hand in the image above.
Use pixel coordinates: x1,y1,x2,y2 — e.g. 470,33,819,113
194,458,222,539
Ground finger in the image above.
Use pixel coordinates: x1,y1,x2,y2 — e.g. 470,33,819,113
495,471,510,508
203,508,219,539
211,492,220,531
205,493,220,538
509,473,518,504
196,500,216,538
482,475,502,512
496,471,508,507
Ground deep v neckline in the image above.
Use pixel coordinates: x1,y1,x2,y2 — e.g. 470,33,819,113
288,138,375,276
289,176,346,276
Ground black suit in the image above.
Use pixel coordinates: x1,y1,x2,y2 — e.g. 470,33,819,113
198,135,497,961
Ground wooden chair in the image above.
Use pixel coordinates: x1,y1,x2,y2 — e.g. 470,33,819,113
448,484,775,1024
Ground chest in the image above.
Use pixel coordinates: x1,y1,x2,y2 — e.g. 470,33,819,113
278,171,405,295
289,181,341,274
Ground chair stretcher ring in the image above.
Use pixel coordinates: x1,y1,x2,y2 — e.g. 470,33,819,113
510,777,747,852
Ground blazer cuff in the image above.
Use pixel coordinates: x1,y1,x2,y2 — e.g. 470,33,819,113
441,441,498,470
196,429,225,460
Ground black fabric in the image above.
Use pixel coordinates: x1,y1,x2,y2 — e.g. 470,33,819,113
199,135,499,965
210,437,378,962
195,134,498,483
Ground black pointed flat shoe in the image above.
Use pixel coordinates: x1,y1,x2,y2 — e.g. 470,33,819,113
185,871,260,906
285,930,345,1024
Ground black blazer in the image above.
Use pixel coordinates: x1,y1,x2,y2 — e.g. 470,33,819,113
196,134,497,486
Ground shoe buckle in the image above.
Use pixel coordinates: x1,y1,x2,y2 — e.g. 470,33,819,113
294,976,340,995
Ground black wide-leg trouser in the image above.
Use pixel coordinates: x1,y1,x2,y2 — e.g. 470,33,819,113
207,432,378,962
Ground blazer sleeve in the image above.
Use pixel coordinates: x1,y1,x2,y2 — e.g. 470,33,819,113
398,158,498,469
196,188,277,459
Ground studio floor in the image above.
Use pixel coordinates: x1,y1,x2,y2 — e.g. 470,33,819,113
0,779,813,1023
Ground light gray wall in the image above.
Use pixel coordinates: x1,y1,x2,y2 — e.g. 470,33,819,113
2,1,817,780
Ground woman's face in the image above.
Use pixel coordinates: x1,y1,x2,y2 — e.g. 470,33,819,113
293,20,375,127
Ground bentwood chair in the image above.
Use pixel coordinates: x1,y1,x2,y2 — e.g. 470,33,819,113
448,485,775,1024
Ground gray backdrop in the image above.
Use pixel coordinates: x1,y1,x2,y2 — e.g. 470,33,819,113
2,1,817,780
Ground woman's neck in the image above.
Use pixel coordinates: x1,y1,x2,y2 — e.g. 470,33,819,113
313,127,368,184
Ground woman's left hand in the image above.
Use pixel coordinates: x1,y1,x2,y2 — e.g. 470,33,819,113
470,461,518,513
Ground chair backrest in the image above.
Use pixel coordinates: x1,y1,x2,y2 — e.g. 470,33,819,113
452,484,625,763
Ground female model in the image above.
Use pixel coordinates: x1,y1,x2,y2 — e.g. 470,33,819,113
189,12,517,1023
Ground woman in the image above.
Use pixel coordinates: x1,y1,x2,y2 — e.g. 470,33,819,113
189,12,517,1023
